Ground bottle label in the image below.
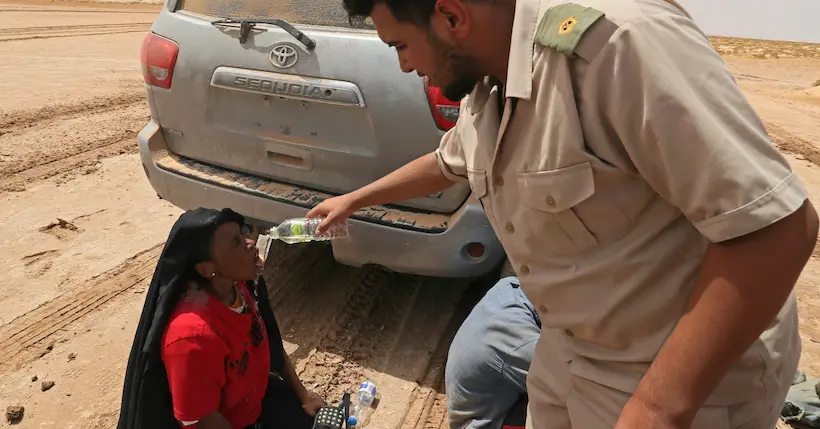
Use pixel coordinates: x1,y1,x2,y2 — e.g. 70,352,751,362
291,221,303,236
359,381,376,396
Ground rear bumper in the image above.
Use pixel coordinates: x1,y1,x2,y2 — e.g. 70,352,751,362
138,120,504,278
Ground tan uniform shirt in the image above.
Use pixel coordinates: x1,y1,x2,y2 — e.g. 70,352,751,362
436,0,807,422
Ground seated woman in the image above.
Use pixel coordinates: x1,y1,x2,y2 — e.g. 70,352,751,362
117,208,324,429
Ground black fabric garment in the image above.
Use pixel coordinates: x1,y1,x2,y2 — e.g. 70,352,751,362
243,375,314,429
117,207,288,429
501,394,528,428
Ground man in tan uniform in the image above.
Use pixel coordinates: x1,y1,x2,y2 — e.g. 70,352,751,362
308,0,820,427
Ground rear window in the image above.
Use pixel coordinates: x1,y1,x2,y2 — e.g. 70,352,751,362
178,0,375,29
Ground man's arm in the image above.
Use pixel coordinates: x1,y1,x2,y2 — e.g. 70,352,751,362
308,150,461,234
346,151,456,209
582,13,818,428
619,201,817,427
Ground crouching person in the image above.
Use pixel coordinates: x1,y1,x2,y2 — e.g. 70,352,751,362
446,274,541,429
117,208,325,429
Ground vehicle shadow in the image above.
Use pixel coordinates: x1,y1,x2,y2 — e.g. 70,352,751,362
261,240,498,404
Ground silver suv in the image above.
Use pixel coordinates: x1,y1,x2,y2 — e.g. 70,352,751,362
137,0,504,278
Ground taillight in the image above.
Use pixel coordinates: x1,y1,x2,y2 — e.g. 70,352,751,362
465,242,485,258
424,77,460,131
140,32,179,89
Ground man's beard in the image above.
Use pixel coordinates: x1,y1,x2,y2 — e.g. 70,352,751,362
430,33,480,102
442,69,478,102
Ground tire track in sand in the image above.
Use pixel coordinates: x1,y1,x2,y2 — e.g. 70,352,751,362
291,264,420,401
0,137,137,193
0,23,152,34
262,241,482,429
0,23,151,42
395,278,489,429
0,94,148,191
768,123,820,168
0,88,144,133
0,7,156,13
264,241,336,314
262,241,407,400
0,244,160,372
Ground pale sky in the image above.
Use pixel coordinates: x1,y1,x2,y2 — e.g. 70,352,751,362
680,0,820,43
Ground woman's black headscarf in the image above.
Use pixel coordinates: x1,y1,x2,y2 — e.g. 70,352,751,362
116,207,287,429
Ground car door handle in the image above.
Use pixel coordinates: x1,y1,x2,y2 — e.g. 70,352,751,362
265,143,312,171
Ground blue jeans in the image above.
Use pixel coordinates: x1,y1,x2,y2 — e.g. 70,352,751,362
445,276,542,429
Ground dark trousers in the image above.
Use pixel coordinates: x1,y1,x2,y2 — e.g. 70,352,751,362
245,375,314,429
502,394,528,428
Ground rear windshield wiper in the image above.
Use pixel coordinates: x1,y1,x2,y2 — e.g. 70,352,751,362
211,18,316,51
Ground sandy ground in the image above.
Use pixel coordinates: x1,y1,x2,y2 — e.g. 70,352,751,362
0,3,819,429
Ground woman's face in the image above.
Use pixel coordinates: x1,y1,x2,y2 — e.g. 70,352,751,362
204,222,264,281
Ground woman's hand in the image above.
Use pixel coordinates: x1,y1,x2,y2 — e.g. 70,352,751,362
300,389,326,416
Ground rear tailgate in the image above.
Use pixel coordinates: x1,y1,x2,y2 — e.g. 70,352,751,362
147,1,470,214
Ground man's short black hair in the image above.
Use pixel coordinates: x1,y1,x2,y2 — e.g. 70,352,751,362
342,0,439,27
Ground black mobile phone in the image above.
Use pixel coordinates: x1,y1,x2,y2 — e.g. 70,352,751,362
312,393,351,429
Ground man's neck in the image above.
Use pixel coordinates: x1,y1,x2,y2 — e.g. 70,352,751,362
474,2,516,84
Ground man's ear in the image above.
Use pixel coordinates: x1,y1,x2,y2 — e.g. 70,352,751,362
196,261,217,279
434,0,471,39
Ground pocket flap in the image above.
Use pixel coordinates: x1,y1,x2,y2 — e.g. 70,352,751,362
517,162,595,213
468,169,488,198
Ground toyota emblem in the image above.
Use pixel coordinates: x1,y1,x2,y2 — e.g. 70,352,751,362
269,44,299,69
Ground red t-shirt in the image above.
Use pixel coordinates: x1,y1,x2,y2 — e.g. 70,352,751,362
161,281,271,429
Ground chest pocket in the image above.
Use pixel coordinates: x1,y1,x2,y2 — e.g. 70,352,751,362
517,162,599,253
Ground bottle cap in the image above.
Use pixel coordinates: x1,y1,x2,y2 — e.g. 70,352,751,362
348,416,358,426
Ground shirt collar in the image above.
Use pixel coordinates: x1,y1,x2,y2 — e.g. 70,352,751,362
467,0,541,114
504,0,540,100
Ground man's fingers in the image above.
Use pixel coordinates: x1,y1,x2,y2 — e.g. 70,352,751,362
315,213,335,235
305,206,322,218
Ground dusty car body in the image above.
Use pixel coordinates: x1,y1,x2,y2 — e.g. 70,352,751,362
137,0,504,278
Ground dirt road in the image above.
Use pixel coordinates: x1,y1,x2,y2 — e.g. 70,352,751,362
0,3,819,428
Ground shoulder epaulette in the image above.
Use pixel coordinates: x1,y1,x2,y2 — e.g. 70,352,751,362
534,3,606,57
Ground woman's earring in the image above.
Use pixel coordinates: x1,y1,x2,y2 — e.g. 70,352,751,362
210,273,216,277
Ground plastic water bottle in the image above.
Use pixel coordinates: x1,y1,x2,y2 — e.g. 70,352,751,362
347,380,377,427
255,217,350,260
268,217,349,244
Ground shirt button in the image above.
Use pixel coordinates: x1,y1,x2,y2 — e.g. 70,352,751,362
506,222,515,233
538,305,548,313
494,176,505,187
546,195,557,207
520,264,530,275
